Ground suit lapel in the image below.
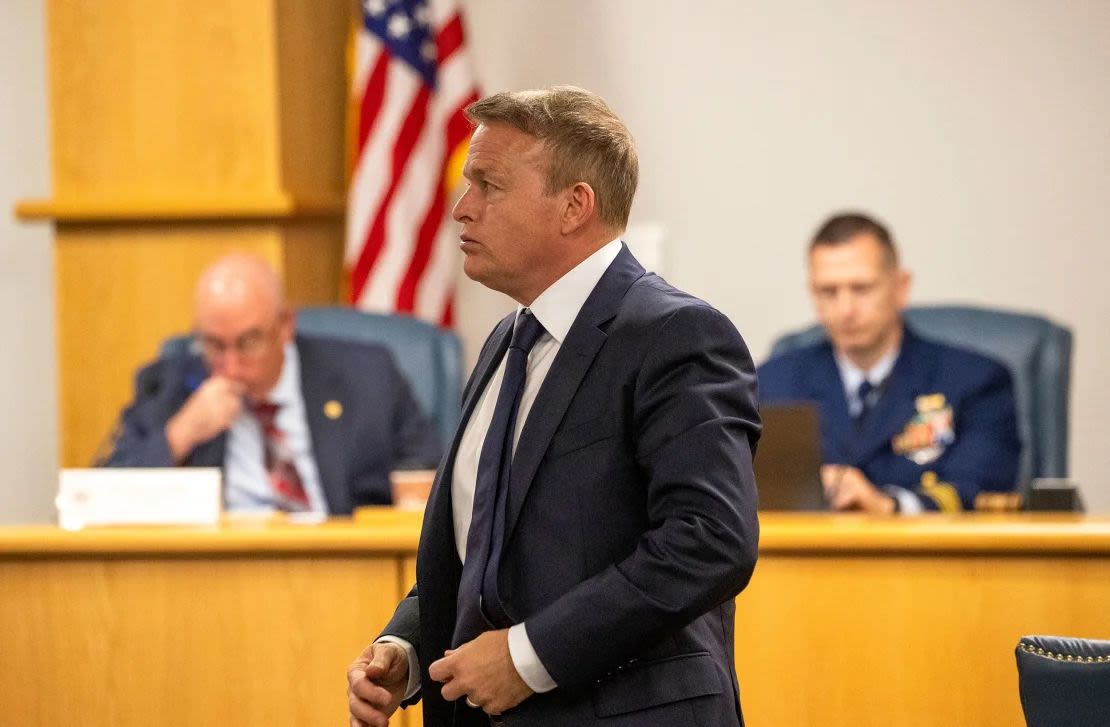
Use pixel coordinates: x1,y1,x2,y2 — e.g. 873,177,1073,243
811,345,856,461
417,316,515,620
297,339,349,512
504,246,646,538
460,316,516,438
423,316,513,550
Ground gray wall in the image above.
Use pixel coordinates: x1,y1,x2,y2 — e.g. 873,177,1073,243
455,0,1110,511
2,0,1105,521
0,0,56,523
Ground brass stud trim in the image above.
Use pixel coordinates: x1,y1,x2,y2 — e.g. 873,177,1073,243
1018,642,1110,664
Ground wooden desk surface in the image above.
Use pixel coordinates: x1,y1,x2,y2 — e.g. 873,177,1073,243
3,510,1108,555
756,512,1110,553
0,510,422,555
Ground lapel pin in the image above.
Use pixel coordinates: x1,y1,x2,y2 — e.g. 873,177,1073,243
324,400,343,420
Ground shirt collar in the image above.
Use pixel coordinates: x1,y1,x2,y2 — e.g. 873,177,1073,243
524,238,622,344
266,342,300,406
835,342,900,397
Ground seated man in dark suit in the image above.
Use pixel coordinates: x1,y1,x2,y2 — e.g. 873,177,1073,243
759,212,1020,513
102,253,441,514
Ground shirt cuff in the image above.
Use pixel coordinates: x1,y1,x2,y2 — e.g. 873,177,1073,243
375,635,421,700
886,485,924,515
507,623,557,693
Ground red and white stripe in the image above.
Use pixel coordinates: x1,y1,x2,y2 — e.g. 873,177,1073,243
345,2,478,326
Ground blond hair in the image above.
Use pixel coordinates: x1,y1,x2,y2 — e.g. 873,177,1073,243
466,86,638,228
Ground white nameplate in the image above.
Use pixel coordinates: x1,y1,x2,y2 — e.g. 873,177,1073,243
56,468,222,530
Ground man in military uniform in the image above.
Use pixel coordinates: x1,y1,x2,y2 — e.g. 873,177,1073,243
758,212,1020,513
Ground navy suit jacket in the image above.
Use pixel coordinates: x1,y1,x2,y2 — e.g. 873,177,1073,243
382,246,761,726
102,334,441,514
758,327,1020,510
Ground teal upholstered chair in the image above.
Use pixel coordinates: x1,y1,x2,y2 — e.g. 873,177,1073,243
161,306,464,449
768,305,1073,488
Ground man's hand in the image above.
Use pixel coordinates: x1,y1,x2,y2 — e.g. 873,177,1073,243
428,629,533,716
164,377,245,461
347,641,409,727
821,464,896,514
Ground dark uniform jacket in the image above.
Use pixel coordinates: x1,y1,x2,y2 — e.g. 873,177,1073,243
758,327,1020,510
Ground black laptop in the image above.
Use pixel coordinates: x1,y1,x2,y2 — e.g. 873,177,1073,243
754,404,827,511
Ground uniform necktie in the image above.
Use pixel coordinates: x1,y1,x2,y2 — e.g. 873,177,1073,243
453,309,545,646
249,401,310,512
855,379,878,425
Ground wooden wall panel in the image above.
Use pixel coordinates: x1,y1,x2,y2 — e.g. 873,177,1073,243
273,0,351,199
0,554,400,727
734,553,1110,726
280,219,346,307
46,0,283,198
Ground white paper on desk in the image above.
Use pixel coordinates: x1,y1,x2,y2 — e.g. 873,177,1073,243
56,468,221,530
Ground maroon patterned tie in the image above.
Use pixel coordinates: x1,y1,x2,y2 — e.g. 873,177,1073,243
249,401,310,512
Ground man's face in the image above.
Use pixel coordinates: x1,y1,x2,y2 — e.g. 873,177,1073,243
194,295,294,401
452,123,566,304
808,233,910,364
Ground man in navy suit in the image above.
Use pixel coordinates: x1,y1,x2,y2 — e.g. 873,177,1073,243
347,87,760,726
759,213,1020,513
102,253,441,515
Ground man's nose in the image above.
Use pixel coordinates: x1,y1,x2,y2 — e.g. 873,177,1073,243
833,290,857,319
221,351,245,378
452,186,475,223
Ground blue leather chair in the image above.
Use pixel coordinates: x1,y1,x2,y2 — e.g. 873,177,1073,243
768,305,1073,487
1016,635,1110,727
161,307,464,448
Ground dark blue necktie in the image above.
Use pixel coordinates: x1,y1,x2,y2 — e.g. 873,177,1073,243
453,309,546,646
855,379,876,425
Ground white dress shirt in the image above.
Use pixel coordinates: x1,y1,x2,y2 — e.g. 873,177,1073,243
223,343,329,515
382,239,623,699
834,347,898,419
833,345,922,514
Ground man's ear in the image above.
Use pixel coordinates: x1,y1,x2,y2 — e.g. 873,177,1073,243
560,182,596,235
896,269,912,309
279,306,296,344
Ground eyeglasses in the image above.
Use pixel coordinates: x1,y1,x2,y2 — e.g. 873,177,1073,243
193,324,278,361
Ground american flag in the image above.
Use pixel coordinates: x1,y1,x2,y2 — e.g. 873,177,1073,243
346,0,478,325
